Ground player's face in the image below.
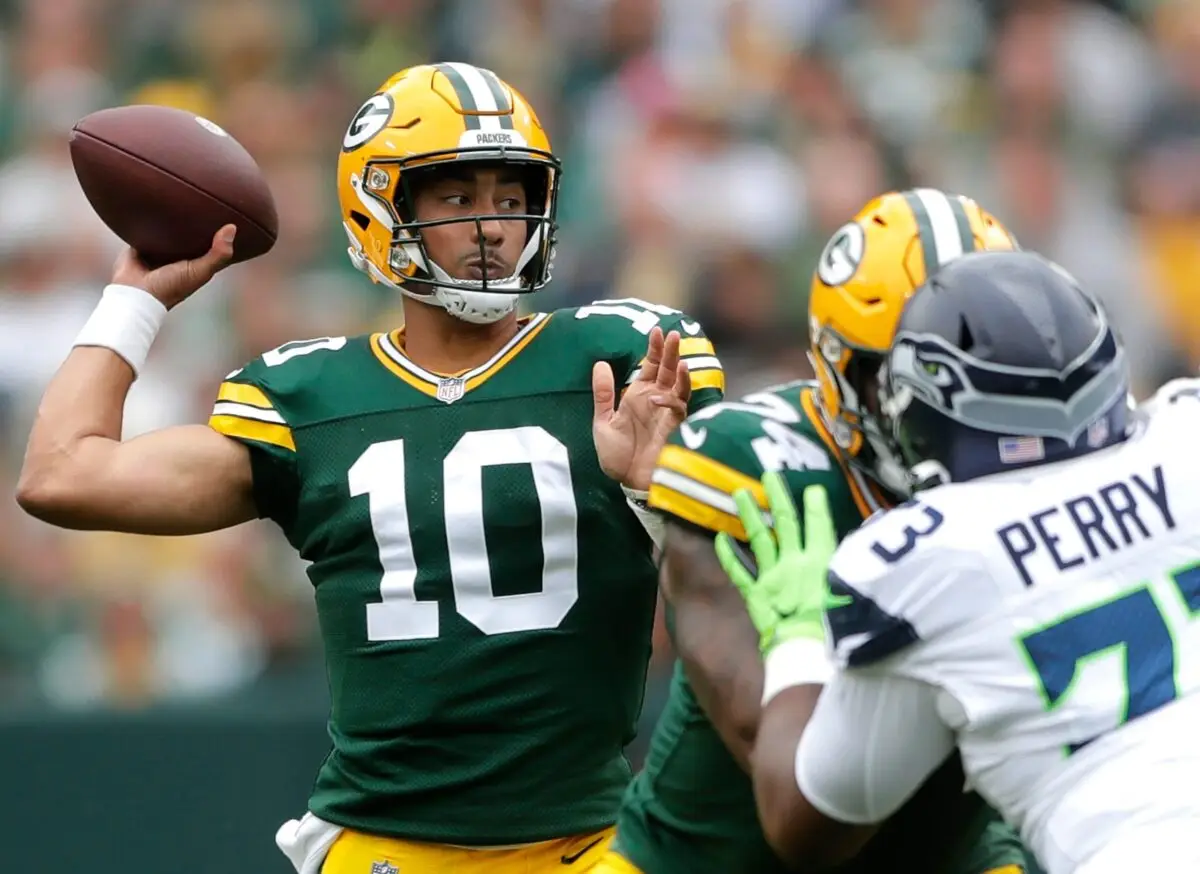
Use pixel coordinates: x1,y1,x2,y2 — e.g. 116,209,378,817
411,167,529,283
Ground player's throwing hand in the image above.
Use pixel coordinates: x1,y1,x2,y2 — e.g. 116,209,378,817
111,223,237,310
716,472,837,654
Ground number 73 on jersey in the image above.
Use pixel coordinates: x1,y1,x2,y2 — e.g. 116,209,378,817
1019,560,1200,754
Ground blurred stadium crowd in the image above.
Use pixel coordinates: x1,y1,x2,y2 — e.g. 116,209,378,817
1,0,1198,762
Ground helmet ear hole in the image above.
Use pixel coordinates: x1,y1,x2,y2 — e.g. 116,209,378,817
350,210,371,231
959,316,975,353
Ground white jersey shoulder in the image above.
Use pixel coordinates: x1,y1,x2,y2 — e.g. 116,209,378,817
828,389,1200,874
825,489,986,669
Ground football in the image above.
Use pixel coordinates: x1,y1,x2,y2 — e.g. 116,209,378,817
69,104,278,267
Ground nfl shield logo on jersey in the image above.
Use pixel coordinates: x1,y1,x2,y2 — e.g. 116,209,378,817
436,377,465,404
370,862,398,874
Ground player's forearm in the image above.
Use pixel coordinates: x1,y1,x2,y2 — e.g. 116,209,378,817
758,686,892,869
661,523,766,770
18,347,136,519
752,685,830,866
672,601,764,769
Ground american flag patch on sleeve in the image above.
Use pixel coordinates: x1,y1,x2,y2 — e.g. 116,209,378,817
998,435,1045,464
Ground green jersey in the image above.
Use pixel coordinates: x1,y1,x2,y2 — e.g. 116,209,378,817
207,299,724,845
620,381,1027,874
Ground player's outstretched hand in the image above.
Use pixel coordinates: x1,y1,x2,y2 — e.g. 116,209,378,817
111,223,237,310
715,472,837,654
592,326,692,491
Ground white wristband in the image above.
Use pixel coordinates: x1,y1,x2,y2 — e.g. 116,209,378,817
762,637,834,706
73,284,168,378
622,485,665,548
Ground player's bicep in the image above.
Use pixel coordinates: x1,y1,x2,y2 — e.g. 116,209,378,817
43,424,257,535
796,670,955,824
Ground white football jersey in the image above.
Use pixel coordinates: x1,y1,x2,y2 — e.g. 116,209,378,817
804,379,1200,874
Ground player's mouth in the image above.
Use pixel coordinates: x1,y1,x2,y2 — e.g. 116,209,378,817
465,259,509,280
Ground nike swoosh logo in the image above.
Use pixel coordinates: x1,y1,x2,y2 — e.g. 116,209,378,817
825,593,854,609
561,836,604,864
680,320,701,335
679,423,707,449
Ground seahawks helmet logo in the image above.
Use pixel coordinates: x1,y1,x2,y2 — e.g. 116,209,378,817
343,93,394,152
816,222,866,287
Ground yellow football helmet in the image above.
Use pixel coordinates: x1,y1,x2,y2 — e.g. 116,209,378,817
809,188,1018,495
336,62,560,324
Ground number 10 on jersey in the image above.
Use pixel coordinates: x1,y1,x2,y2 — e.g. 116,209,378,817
349,426,581,641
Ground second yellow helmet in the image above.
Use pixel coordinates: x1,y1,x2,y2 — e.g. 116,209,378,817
808,188,1018,495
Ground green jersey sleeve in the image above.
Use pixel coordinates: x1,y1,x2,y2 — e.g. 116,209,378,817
207,355,301,528
568,297,725,413
647,383,866,541
949,813,1033,874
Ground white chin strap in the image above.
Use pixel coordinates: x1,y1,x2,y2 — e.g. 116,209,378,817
391,217,545,325
344,225,520,325
399,279,519,325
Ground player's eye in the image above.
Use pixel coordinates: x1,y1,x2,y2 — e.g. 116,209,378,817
922,361,953,386
444,194,470,207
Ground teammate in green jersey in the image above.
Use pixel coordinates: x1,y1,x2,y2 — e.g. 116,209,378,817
592,189,1029,874
17,64,724,874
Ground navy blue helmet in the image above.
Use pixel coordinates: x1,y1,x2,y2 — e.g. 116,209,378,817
879,250,1130,488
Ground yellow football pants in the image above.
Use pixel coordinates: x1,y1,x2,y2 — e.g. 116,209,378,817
321,825,616,873
588,849,645,874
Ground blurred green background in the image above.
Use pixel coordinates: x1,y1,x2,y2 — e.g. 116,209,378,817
1,0,1198,869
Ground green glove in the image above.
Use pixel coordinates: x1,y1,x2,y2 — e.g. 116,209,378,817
714,471,838,654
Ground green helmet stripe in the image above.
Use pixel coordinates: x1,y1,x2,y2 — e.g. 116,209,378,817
903,190,940,282
434,63,480,130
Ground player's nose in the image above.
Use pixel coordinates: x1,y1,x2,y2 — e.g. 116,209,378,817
470,213,506,247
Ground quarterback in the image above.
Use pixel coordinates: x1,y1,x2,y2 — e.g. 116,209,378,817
732,251,1200,874
592,190,1029,874
17,64,724,873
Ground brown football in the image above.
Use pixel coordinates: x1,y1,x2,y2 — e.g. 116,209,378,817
69,104,278,267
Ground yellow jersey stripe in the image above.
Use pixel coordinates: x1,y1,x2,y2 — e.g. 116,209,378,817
466,315,552,390
209,414,296,451
689,368,725,393
647,481,749,540
216,381,274,410
370,334,445,397
369,314,553,399
679,337,715,357
655,445,767,508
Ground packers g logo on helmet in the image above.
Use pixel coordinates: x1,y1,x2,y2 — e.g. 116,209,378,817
343,94,394,152
816,221,866,287
807,188,1018,498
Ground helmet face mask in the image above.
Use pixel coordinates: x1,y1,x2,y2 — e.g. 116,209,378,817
807,188,1020,499
338,63,562,324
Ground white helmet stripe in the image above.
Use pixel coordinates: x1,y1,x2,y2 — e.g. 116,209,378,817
914,188,965,266
445,62,503,133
